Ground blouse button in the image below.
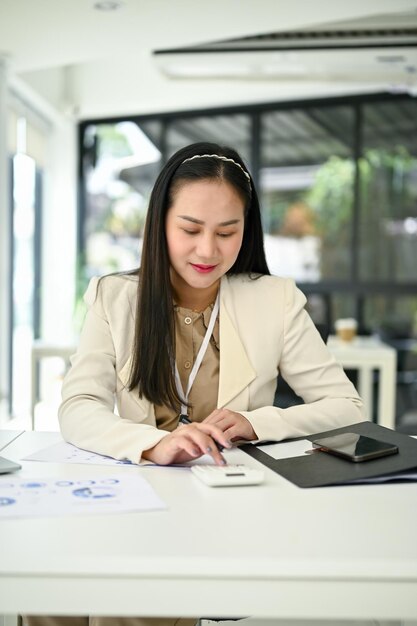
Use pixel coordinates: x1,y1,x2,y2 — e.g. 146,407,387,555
184,360,191,369
184,316,192,325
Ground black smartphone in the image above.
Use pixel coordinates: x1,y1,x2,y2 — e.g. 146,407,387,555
311,432,399,462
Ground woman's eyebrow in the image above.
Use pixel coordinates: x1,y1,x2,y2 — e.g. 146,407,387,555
177,215,241,226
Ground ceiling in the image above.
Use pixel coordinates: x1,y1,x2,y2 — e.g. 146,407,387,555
1,0,417,120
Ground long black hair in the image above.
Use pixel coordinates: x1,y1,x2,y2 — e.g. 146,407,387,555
129,141,270,410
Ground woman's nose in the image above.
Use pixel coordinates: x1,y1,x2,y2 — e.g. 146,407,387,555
196,233,216,259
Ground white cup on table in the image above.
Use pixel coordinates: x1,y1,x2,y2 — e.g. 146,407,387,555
335,318,358,342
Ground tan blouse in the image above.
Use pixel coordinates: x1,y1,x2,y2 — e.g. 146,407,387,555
154,303,220,432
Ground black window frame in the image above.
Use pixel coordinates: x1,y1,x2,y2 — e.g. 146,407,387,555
77,91,417,333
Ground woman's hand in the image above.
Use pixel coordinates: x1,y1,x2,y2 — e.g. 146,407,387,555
203,409,257,442
141,421,231,466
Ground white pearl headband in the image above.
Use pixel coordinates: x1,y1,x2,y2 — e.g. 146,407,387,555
181,153,252,190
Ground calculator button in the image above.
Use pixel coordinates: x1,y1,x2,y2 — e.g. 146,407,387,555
190,464,264,487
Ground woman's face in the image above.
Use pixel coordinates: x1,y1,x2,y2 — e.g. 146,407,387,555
165,178,245,298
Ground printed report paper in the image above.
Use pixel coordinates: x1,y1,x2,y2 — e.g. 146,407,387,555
23,441,136,466
0,474,167,519
23,441,217,467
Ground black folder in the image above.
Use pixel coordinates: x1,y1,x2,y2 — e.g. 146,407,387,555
240,421,417,488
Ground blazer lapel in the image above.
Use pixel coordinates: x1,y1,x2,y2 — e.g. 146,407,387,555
217,276,256,408
119,275,255,413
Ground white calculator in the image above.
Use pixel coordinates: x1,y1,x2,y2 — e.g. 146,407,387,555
190,464,264,487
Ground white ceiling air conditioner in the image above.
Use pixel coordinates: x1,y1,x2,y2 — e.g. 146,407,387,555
152,12,417,94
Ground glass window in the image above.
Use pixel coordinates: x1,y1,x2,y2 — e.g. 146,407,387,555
359,100,417,282
260,106,355,282
82,120,162,280
77,95,417,432
166,114,251,166
364,295,417,425
364,295,417,339
332,294,360,328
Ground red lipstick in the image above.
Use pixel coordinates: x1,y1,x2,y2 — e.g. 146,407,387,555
191,263,217,273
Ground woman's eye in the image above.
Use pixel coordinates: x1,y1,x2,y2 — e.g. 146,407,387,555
183,229,199,235
218,232,233,238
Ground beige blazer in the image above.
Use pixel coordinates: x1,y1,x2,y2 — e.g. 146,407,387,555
59,273,365,463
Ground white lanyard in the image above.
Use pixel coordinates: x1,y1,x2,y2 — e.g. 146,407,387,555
175,292,220,418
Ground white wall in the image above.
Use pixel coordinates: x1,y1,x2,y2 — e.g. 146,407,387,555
71,56,384,121
41,117,78,344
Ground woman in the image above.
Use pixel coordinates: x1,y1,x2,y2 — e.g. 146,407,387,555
59,141,364,467
24,141,365,626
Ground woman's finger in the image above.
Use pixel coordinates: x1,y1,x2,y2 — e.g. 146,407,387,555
197,422,232,449
202,410,223,424
177,425,228,465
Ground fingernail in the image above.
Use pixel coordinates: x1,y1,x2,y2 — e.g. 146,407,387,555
221,458,227,465
206,446,212,453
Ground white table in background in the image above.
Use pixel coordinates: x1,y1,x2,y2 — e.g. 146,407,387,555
0,431,417,624
328,335,397,429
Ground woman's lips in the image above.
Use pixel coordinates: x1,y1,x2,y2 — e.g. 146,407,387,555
191,263,217,273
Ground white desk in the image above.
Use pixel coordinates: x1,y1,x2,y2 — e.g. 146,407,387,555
328,336,397,429
1,432,417,623
0,430,23,451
